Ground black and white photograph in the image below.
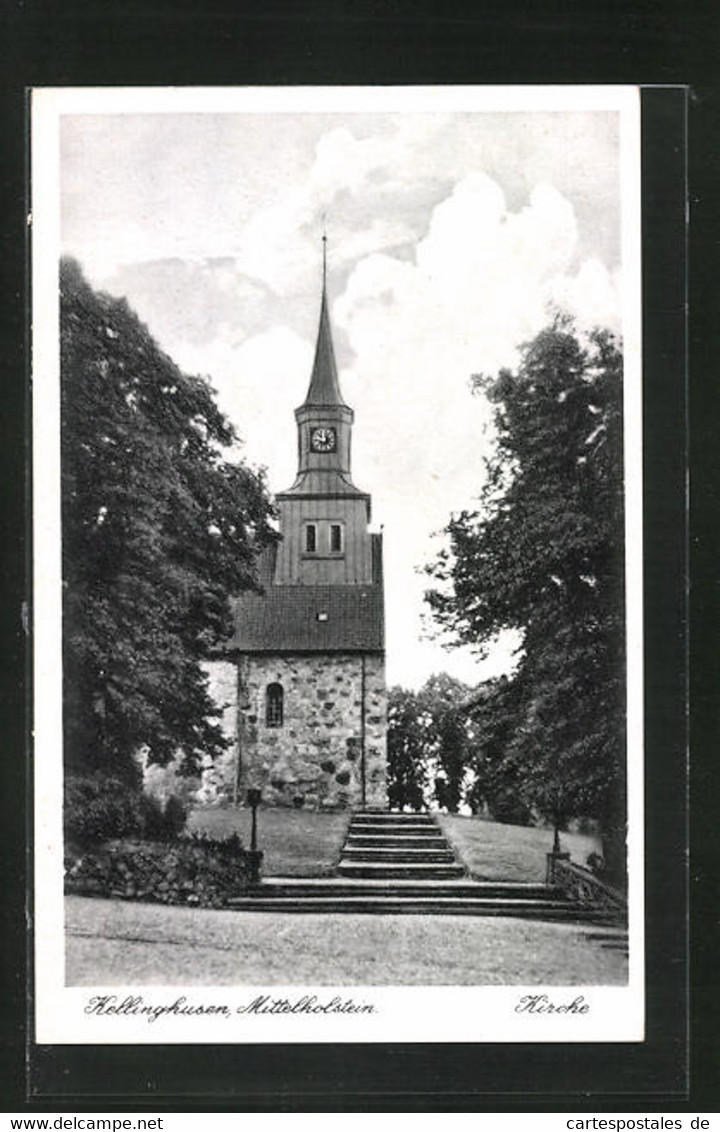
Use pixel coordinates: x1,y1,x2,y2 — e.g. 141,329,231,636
32,85,643,1045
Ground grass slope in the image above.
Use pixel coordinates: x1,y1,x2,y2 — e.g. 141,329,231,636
188,806,350,877
438,814,602,883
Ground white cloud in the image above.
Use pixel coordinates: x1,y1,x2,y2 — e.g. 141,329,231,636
61,112,622,689
547,257,621,333
330,172,620,687
174,326,311,490
164,168,620,688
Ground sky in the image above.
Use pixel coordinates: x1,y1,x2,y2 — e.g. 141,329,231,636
59,97,625,689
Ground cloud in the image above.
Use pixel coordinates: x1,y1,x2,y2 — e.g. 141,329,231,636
173,325,311,490
330,171,620,685
119,166,620,688
61,112,623,689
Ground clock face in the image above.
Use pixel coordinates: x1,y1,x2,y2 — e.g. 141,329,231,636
310,426,337,453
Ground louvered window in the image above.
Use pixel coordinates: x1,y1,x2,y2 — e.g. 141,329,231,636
330,523,343,552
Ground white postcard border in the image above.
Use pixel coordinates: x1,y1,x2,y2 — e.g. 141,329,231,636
32,84,643,1045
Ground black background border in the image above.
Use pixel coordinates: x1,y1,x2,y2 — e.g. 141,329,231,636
2,1,712,1112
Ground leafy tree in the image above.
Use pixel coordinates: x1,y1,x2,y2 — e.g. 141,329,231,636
61,258,276,782
426,320,626,875
463,677,535,826
419,673,473,813
387,674,473,812
386,687,427,811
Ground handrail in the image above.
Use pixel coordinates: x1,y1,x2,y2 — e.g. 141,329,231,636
546,851,627,916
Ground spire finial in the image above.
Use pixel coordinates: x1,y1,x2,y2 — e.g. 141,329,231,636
321,220,328,291
298,219,347,409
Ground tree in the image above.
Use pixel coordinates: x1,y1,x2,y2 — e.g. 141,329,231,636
61,258,276,782
419,673,473,813
426,319,626,875
386,687,427,811
387,674,473,812
463,677,535,826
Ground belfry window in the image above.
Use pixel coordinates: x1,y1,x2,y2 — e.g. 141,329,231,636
265,683,284,727
330,523,343,553
305,523,317,553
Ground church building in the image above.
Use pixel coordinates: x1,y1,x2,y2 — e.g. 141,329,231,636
209,246,388,811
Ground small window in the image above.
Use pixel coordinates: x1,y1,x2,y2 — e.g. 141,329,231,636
330,523,343,553
265,683,284,727
305,523,317,553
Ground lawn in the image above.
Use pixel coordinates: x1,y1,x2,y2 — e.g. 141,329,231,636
438,814,602,884
65,895,627,985
187,805,350,877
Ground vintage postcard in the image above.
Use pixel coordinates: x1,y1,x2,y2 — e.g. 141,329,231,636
32,85,643,1045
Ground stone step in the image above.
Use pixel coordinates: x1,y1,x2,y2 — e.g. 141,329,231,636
349,815,438,825
347,827,440,840
246,880,557,899
226,895,609,921
352,815,435,824
348,819,440,830
355,810,432,819
341,847,457,863
337,862,466,880
346,834,449,848
349,817,439,829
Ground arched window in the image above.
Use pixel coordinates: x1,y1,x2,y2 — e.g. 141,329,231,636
265,683,284,727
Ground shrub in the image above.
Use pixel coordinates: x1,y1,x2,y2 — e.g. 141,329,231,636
139,793,188,842
64,774,145,847
65,773,188,848
486,792,534,827
163,795,188,839
586,851,607,878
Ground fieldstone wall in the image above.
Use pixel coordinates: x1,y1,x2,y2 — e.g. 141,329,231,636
139,659,241,807
199,659,240,804
236,653,387,810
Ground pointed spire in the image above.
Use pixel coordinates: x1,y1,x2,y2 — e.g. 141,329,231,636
322,228,327,290
300,233,348,408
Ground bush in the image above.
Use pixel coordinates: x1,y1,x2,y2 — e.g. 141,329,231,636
163,795,188,839
65,833,250,908
64,774,145,847
586,851,607,878
486,792,534,827
64,773,187,848
139,793,188,842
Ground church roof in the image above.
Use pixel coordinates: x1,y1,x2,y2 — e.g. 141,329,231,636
276,468,369,501
298,248,349,409
223,538,384,654
226,583,384,654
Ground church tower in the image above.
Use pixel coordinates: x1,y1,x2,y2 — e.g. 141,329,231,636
217,241,388,811
274,237,375,589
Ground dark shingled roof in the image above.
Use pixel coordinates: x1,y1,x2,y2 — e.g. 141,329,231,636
222,538,384,654
226,584,384,653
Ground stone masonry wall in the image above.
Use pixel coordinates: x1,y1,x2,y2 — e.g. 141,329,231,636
237,653,387,810
199,659,240,804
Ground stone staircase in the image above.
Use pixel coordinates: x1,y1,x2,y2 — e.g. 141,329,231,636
227,811,624,925
337,810,464,879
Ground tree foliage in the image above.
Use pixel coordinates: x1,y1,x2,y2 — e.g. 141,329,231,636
387,674,473,812
426,319,626,869
386,686,427,811
61,258,276,781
